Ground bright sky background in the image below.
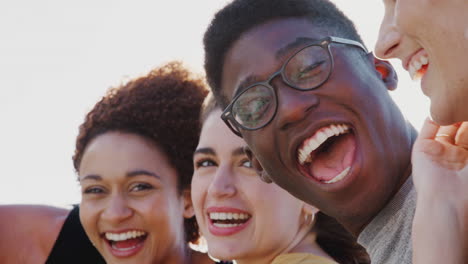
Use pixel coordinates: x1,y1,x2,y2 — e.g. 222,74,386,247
0,0,429,207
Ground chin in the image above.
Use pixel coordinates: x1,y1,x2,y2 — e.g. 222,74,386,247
208,248,238,262
429,101,457,126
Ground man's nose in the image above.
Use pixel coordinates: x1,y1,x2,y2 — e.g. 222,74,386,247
274,81,320,130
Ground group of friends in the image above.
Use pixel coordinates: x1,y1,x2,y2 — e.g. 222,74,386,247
1,0,467,263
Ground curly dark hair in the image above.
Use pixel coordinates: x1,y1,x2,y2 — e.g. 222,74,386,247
73,61,208,243
203,0,364,107
200,94,369,264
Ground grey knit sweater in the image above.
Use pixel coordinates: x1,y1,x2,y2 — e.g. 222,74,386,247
358,177,415,264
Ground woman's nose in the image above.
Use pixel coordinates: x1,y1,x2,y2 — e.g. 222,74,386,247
101,194,133,223
375,8,402,60
207,166,237,198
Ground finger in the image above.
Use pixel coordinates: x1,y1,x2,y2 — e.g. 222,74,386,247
413,118,444,157
418,117,440,140
435,124,458,145
455,122,468,150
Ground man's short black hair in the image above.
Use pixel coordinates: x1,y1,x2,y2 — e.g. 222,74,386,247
204,0,364,107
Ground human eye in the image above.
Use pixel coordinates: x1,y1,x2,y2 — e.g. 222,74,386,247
237,98,270,123
234,87,272,127
130,182,154,192
240,158,253,168
82,186,105,195
294,60,326,82
195,158,217,168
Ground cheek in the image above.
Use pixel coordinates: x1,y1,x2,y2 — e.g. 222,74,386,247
245,132,275,163
190,178,206,216
254,196,303,245
79,203,100,241
150,194,185,233
395,1,426,33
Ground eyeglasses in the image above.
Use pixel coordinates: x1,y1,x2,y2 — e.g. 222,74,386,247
221,36,368,137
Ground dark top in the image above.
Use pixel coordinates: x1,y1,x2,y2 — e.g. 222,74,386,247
45,205,105,264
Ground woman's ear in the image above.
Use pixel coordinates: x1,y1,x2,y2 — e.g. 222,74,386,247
244,146,273,183
182,189,194,218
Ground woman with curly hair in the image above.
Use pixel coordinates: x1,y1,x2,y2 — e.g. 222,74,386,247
73,61,213,264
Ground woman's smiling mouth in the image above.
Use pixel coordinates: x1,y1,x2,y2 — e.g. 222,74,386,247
297,123,356,184
103,229,148,258
406,49,429,80
207,207,252,236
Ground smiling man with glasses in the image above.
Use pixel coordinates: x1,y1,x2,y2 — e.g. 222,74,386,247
203,0,418,263
222,36,368,137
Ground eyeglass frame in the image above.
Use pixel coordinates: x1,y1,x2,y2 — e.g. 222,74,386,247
221,36,368,137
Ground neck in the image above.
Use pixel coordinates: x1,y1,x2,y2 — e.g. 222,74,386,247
159,244,190,264
235,223,330,264
344,123,417,236
346,161,413,236
189,249,212,264
288,232,331,259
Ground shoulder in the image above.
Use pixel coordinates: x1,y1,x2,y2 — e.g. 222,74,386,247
0,205,70,263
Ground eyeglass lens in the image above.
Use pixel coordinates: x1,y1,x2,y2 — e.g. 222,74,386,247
233,45,330,129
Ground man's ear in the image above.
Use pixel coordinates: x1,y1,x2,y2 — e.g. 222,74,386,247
182,189,194,219
243,146,273,183
368,53,398,91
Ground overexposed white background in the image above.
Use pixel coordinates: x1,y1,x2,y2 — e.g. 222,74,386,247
0,0,429,207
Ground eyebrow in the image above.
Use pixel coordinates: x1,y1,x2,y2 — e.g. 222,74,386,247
232,147,245,157
234,75,261,97
193,146,245,157
194,147,216,157
234,37,317,96
80,169,161,182
80,174,102,182
276,37,317,59
126,170,161,179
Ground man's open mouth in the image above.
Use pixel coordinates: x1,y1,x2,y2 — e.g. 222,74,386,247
297,124,356,184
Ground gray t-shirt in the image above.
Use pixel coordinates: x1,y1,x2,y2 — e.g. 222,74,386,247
358,177,415,264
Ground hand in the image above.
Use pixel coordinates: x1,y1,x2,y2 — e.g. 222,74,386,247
412,118,468,197
411,118,468,264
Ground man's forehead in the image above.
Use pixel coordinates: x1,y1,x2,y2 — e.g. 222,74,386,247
275,37,321,59
231,36,326,96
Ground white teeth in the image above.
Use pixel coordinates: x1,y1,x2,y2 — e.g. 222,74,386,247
209,212,250,221
408,53,429,80
420,56,428,65
331,125,340,135
324,166,350,184
413,60,422,70
409,64,416,80
213,223,242,228
105,230,146,241
298,124,350,165
112,243,139,251
324,128,334,138
316,131,328,143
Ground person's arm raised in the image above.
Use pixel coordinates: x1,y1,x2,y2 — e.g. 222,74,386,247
411,119,468,264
